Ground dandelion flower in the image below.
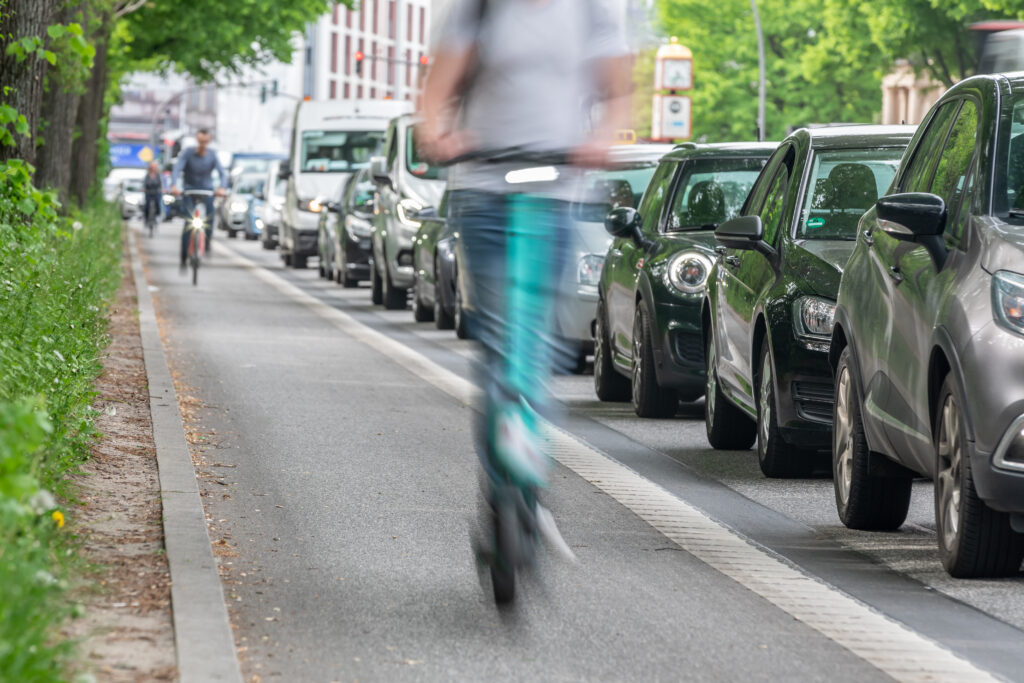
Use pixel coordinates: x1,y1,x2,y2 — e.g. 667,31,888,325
52,510,65,528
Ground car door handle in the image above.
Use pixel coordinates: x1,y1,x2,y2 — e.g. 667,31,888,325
725,256,742,268
888,265,903,283
862,230,874,246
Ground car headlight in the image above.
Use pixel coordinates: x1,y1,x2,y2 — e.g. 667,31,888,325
254,218,265,230
230,200,249,213
992,271,1024,335
298,197,322,212
397,198,423,230
126,195,141,205
577,254,604,287
793,296,836,351
665,251,712,295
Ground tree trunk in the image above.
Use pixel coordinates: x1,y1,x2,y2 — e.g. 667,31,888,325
0,0,59,166
36,88,80,203
69,20,108,206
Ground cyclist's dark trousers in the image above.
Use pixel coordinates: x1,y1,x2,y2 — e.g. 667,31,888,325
180,194,215,265
143,194,161,223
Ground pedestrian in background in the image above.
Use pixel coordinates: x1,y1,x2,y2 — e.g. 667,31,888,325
419,0,632,603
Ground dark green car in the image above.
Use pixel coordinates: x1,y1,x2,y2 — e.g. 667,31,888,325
703,125,914,477
595,142,775,417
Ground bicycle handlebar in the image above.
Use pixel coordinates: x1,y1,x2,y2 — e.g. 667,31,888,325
439,147,573,167
182,189,216,196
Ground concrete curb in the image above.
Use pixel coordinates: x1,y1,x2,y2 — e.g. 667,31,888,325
128,230,243,683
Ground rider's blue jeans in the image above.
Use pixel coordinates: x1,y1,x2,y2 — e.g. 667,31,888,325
447,189,573,488
180,193,215,265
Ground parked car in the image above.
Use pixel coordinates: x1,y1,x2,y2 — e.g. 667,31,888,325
369,114,447,309
703,125,913,477
411,192,466,332
258,160,287,250
318,168,376,287
596,142,776,417
830,75,1024,577
556,143,676,373
217,173,264,239
116,174,146,218
279,99,410,269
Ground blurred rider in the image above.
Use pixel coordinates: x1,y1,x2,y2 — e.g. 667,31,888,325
420,0,631,592
142,161,163,225
170,129,228,267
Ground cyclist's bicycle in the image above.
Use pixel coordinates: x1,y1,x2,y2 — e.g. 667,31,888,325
182,189,213,286
144,195,160,238
443,147,578,604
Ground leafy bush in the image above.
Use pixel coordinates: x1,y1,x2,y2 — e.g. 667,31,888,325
0,156,121,680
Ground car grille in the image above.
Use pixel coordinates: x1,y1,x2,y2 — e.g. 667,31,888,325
792,381,834,424
672,331,704,366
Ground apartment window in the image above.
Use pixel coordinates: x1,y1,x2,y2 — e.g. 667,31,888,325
330,81,337,99
371,41,377,79
346,4,352,28
344,83,350,99
332,3,338,24
407,4,413,41
371,87,377,99
357,85,363,98
388,1,396,39
372,0,378,34
387,46,395,85
330,33,338,73
345,35,351,75
359,3,365,31
419,7,425,44
405,49,411,86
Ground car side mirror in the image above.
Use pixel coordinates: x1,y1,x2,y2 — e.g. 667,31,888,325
325,201,341,214
876,192,946,239
370,156,392,188
876,192,948,267
278,163,292,181
605,207,643,242
715,215,774,256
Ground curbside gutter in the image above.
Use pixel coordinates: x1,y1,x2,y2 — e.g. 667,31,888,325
128,230,243,683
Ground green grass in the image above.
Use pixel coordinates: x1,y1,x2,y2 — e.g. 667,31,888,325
0,161,122,682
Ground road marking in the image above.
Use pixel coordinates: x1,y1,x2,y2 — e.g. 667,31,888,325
216,242,998,683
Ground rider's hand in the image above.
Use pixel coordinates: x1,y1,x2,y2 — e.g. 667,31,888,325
215,188,227,198
418,124,474,164
170,187,181,196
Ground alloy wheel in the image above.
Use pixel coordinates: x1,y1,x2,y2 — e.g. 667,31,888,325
758,351,773,451
705,337,717,428
631,314,643,401
936,395,963,552
834,367,854,506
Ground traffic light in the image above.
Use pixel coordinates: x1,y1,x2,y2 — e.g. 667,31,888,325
271,79,278,97
355,51,364,75
419,55,430,66
260,84,267,103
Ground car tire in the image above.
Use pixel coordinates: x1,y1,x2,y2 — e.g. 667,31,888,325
631,306,677,418
832,347,912,531
228,229,237,239
756,342,816,478
262,238,275,250
435,260,455,330
283,251,293,267
454,280,469,339
382,268,407,310
318,259,326,278
412,274,435,323
292,255,307,269
704,330,757,450
594,298,630,402
934,375,1024,577
371,264,384,305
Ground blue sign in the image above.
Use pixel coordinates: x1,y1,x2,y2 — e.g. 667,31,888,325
109,143,158,168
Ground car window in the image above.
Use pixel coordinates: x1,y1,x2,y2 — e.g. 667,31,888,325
665,157,764,231
347,172,376,213
757,149,795,245
900,102,960,193
572,165,659,223
635,161,676,234
947,161,976,244
930,100,979,242
385,128,398,172
1005,99,1024,212
797,148,903,240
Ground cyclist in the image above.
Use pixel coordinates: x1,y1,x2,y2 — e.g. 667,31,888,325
142,162,163,233
170,129,228,269
420,0,631,602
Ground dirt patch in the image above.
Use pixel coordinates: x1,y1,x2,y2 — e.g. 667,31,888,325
63,231,176,682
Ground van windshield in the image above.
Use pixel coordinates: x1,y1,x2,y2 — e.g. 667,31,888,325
301,130,385,173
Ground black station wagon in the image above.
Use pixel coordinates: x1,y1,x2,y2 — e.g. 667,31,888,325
595,142,775,417
703,125,914,477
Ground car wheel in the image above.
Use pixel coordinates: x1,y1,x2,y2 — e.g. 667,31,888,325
756,342,816,478
283,251,293,267
292,255,307,269
454,280,469,339
228,229,238,239
382,268,407,310
594,298,630,402
262,237,275,250
412,272,435,323
934,375,1024,577
318,258,326,278
371,263,384,305
435,259,455,330
704,330,756,450
631,306,677,418
832,347,912,530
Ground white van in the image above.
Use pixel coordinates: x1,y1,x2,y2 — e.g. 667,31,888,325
279,99,412,269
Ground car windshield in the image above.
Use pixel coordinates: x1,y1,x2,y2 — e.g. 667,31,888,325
301,130,385,173
232,158,274,175
797,148,902,240
348,172,376,211
665,157,764,231
573,165,659,223
234,177,262,195
1004,99,1024,214
406,128,447,181
123,180,144,192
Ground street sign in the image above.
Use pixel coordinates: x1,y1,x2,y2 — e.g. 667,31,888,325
654,37,693,92
651,95,692,141
109,143,158,168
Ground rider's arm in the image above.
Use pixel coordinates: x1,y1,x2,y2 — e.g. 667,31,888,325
171,149,189,190
419,0,477,161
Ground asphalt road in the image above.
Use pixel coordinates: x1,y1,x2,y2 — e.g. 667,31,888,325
137,221,1024,683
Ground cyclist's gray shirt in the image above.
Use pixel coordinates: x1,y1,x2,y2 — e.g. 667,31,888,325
437,0,627,198
172,146,228,190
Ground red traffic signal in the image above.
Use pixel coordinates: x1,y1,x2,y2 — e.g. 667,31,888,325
355,50,365,75
419,55,430,66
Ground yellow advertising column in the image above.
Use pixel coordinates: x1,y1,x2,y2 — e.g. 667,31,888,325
651,37,693,142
